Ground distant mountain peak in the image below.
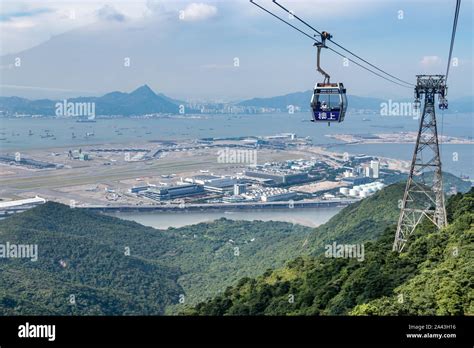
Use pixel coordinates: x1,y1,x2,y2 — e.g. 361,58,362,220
0,84,185,116
131,84,156,96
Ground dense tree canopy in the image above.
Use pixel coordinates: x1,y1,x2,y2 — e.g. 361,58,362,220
188,189,473,316
1,183,470,316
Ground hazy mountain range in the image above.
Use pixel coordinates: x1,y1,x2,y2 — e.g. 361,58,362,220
238,90,474,113
0,85,186,116
0,85,472,116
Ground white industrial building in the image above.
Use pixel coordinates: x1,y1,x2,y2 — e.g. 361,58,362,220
233,184,247,195
0,196,46,218
370,160,380,179
364,166,373,178
243,187,297,202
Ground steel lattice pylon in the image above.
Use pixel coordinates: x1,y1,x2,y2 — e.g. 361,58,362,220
393,75,448,252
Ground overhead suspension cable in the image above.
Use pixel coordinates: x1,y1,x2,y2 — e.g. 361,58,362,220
445,0,461,83
440,0,460,156
250,0,319,42
250,0,413,89
273,0,415,87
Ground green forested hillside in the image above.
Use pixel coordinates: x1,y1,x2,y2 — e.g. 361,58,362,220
0,183,407,315
305,182,404,254
1,182,459,315
0,203,313,314
351,190,474,315
0,203,183,315
172,182,406,306
161,219,311,309
188,189,473,316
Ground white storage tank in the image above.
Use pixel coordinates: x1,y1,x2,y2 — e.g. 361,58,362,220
340,187,350,195
349,189,359,196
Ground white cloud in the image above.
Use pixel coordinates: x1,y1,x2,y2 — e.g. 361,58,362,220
0,1,153,55
420,55,441,66
145,0,165,14
97,5,126,22
0,19,36,29
179,3,217,22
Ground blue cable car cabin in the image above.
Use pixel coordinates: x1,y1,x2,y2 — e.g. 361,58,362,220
310,82,347,123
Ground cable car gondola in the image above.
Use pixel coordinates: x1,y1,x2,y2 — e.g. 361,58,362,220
310,32,348,125
311,82,347,123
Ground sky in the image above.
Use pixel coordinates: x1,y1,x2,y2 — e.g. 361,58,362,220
0,0,472,101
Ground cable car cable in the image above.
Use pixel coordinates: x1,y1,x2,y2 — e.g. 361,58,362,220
445,0,461,83
250,0,413,89
441,0,460,145
249,0,321,42
326,47,413,89
273,0,415,87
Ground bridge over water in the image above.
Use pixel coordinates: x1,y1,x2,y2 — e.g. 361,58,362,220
80,199,359,213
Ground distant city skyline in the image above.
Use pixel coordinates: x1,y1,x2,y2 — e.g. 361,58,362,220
0,0,472,100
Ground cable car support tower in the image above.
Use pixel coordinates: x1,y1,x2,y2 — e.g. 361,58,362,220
393,0,460,252
392,75,448,252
